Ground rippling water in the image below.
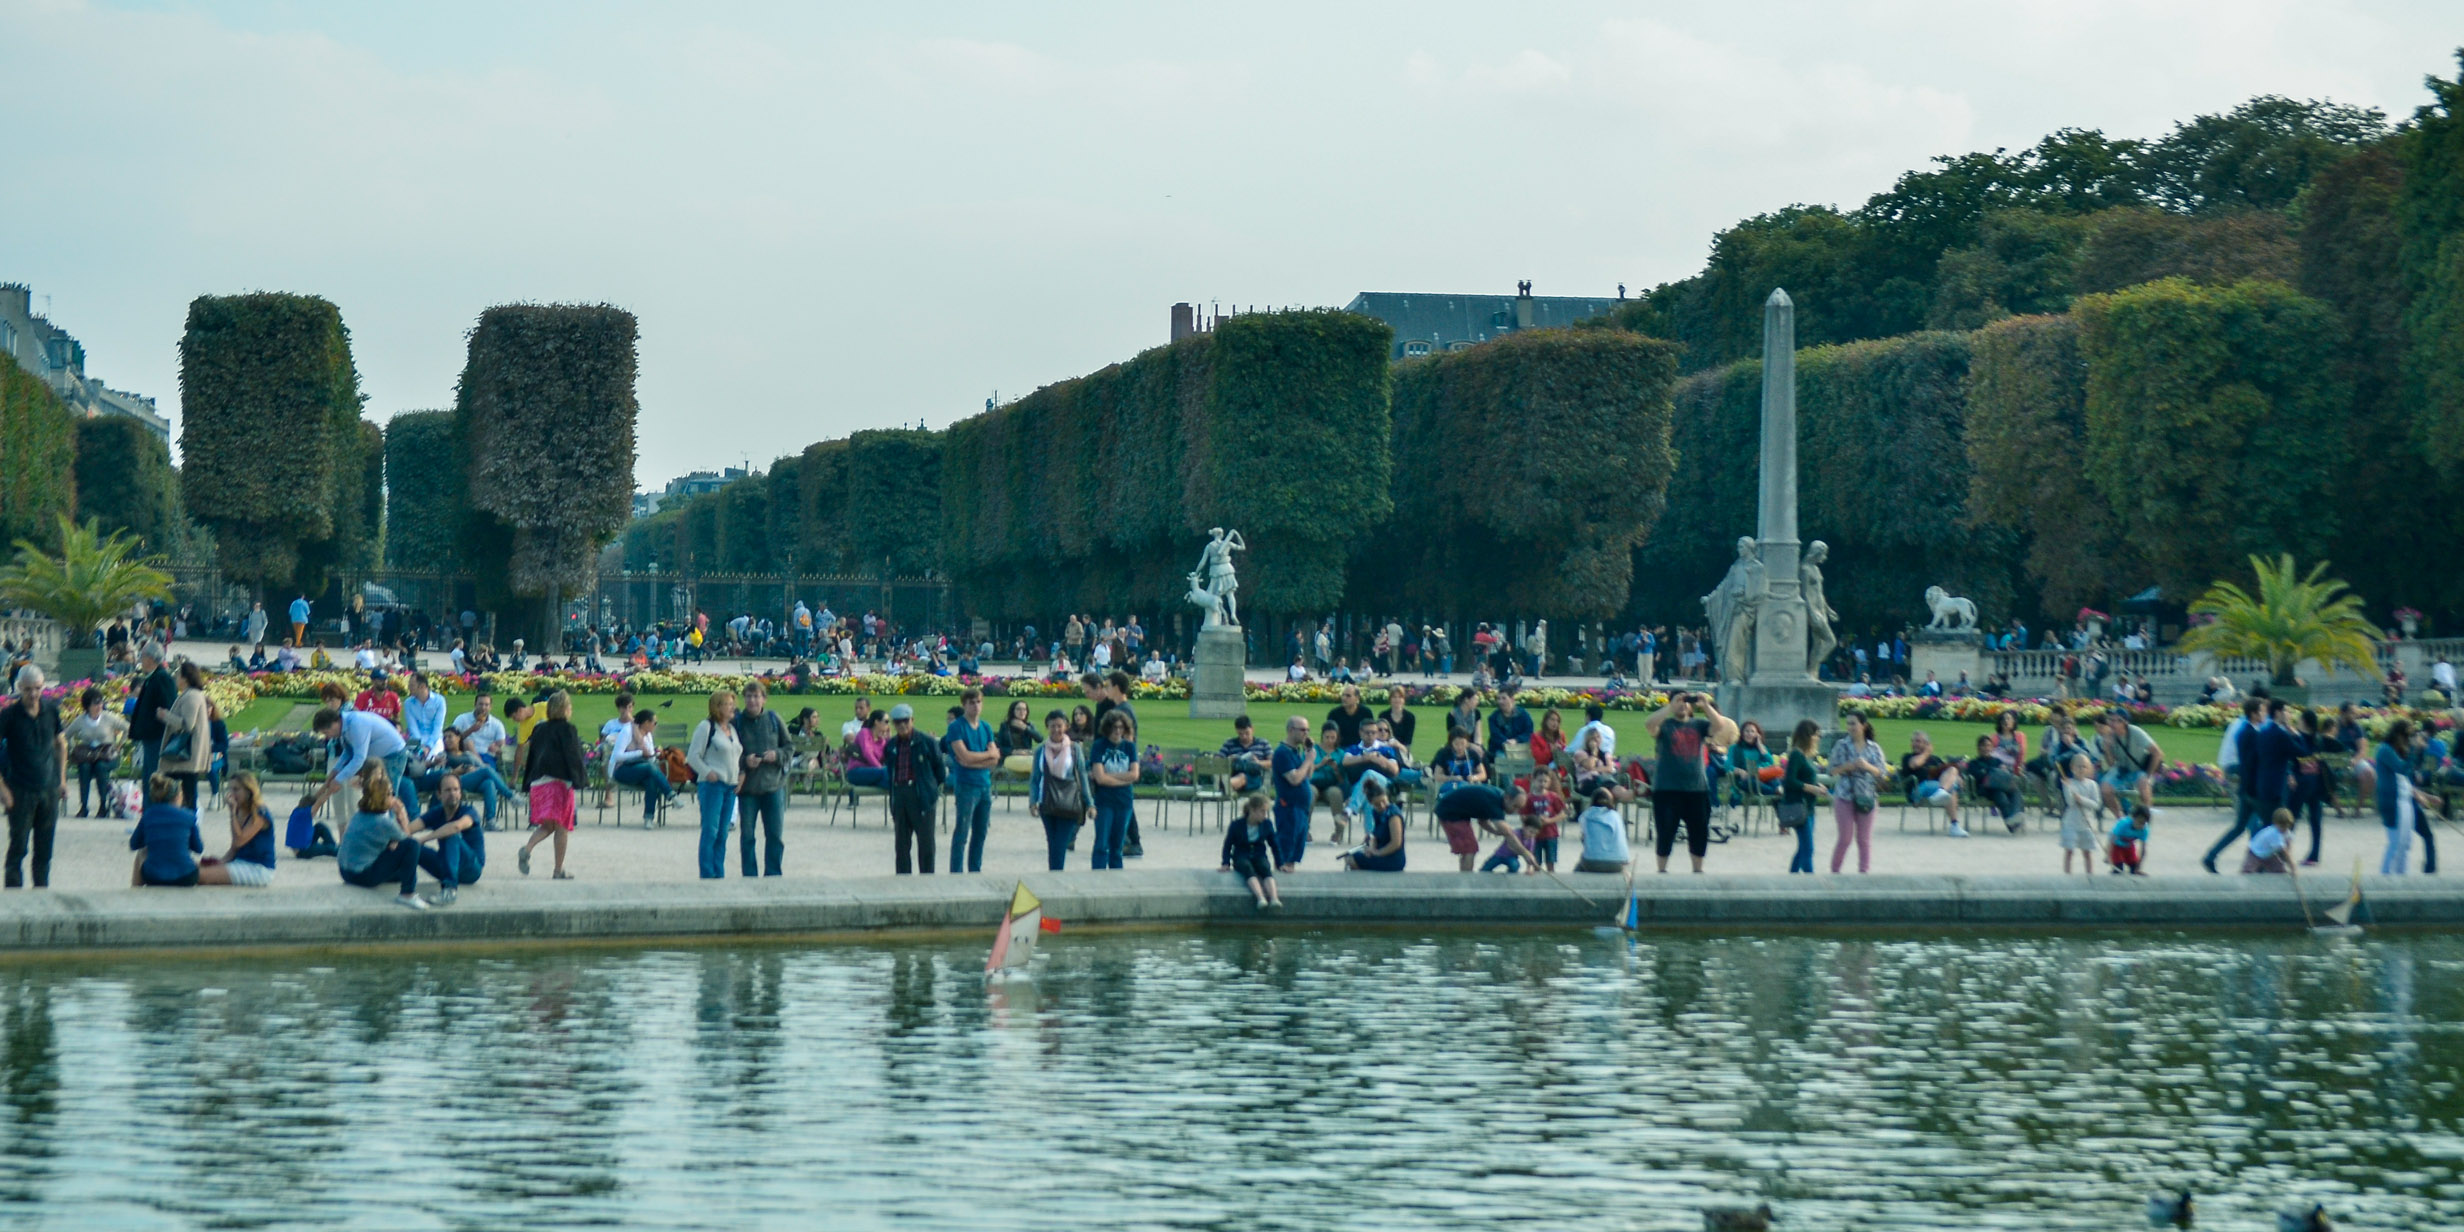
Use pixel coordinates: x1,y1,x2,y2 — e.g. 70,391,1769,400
0,929,2459,1230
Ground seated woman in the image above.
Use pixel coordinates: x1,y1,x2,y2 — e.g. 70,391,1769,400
1218,794,1285,910
1899,731,1968,838
608,710,674,823
1341,780,1406,871
128,772,203,888
1575,787,1628,874
843,711,891,788
1723,720,1778,807
337,768,435,909
197,770,277,886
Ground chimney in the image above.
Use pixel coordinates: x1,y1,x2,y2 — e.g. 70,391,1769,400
1171,302,1195,342
1514,280,1534,330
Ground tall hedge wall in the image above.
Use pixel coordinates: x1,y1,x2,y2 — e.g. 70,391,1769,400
177,292,366,591
2074,277,2348,602
1796,331,2019,631
383,411,463,574
2403,54,2464,476
1379,329,1679,618
941,309,1391,620
72,414,176,554
1963,314,2116,615
455,303,638,611
0,352,79,551
1630,361,1761,625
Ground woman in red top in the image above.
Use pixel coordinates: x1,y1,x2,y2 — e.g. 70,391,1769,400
1530,708,1568,772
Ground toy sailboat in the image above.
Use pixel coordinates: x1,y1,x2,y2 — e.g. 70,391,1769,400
986,882,1062,975
2314,859,2369,936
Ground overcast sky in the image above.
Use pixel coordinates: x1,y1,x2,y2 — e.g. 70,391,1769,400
5,1,2459,487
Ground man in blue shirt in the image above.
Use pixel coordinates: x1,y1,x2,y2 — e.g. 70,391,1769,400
1270,716,1317,873
310,706,412,814
415,775,483,905
2203,698,2305,873
288,595,312,647
942,687,998,873
399,671,447,759
1485,689,1534,760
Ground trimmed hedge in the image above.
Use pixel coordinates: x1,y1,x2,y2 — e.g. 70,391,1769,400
2404,55,2464,476
0,351,77,552
1381,328,1679,617
2074,277,2348,602
942,309,1391,619
455,304,638,602
177,292,366,591
72,414,177,554
1964,314,2118,614
1797,330,2019,631
383,411,463,573
1630,360,1762,626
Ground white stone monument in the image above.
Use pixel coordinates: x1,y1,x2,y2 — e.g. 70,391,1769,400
1711,288,1841,736
1188,528,1248,718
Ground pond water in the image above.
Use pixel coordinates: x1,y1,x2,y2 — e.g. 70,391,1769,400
1,928,2460,1230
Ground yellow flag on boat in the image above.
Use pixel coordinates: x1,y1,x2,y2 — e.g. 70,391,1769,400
987,882,1051,973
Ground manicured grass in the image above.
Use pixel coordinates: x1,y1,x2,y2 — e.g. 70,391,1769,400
226,691,2233,766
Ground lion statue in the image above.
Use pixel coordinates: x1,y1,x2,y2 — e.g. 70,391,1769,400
1924,586,1979,632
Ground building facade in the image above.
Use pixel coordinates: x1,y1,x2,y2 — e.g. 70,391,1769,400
0,282,170,439
633,466,751,518
1341,286,1622,360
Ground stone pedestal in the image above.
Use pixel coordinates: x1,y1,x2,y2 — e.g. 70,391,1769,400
1715,680,1840,742
1908,631,1985,691
1189,626,1247,719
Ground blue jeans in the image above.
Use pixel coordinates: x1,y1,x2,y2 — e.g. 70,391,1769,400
462,768,512,823
614,761,671,819
1273,800,1309,867
381,749,417,816
1345,767,1423,817
1090,797,1132,870
1788,810,1817,874
140,738,161,779
949,780,991,873
342,843,421,896
1042,816,1080,870
846,766,887,789
418,831,482,890
695,781,737,879
738,788,785,876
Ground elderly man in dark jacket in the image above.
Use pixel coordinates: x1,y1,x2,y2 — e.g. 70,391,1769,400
130,644,177,778
882,704,946,875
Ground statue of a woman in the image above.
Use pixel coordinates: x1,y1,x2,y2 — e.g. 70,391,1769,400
1703,536,1763,685
1801,539,1838,677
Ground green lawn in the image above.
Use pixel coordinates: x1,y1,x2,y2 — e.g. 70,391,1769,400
226,694,2231,767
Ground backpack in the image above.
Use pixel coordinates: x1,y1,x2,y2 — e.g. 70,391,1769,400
1039,752,1086,821
264,735,316,775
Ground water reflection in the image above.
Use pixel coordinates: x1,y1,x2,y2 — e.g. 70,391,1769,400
0,932,2456,1229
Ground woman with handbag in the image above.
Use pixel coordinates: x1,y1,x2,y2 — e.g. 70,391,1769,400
1027,709,1092,871
155,662,214,809
1828,712,1886,874
65,686,128,819
1779,720,1828,874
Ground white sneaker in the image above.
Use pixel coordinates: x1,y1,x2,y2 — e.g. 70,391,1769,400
433,887,458,907
395,893,430,910
1947,824,1970,838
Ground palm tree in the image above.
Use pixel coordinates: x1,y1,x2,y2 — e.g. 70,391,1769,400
2176,554,2380,687
0,515,175,638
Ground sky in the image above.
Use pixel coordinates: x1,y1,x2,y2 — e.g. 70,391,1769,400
4,1,2460,489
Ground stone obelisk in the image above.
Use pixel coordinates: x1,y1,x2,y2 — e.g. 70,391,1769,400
1715,288,1839,735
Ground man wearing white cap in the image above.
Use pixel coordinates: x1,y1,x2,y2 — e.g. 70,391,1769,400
880,704,946,875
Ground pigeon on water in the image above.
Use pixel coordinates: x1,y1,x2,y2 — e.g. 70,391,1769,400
1703,1203,1772,1232
2145,1189,2194,1226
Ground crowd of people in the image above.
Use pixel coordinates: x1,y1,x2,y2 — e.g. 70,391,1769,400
1,628,2451,902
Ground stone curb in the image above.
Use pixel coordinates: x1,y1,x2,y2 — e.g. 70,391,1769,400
0,872,2450,953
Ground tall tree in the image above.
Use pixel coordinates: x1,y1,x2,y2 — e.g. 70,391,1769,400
0,351,78,553
2401,53,2464,478
2142,95,2391,213
177,292,367,596
383,411,464,574
454,304,638,639
72,416,178,554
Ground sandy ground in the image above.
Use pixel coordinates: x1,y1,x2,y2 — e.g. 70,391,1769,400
11,790,2427,897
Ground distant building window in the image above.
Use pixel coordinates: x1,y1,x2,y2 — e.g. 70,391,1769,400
1490,310,1513,328
0,320,13,354
1445,341,1475,352
1402,340,1432,357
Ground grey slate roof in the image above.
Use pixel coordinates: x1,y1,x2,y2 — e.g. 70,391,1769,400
1342,291,1622,359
